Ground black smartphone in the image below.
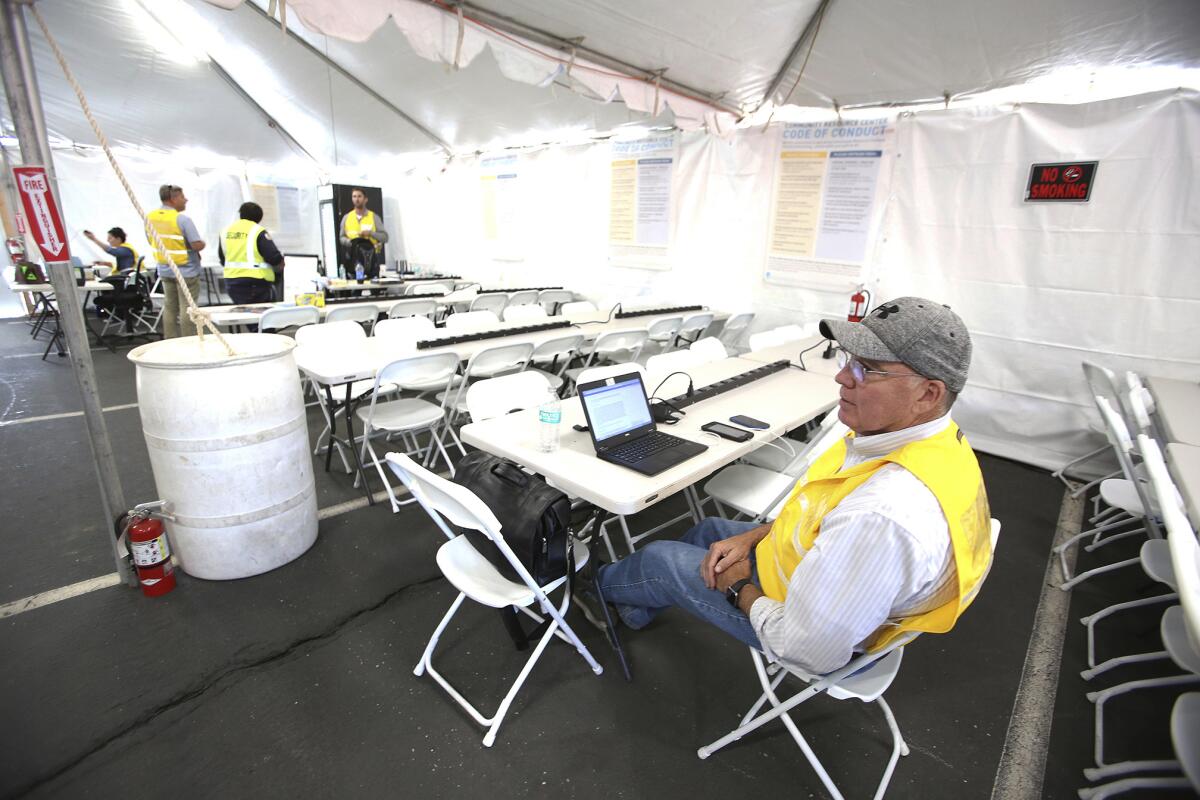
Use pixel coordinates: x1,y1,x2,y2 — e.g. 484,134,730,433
701,421,754,442
729,415,768,429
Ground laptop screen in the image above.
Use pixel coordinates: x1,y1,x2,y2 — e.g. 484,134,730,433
578,374,654,444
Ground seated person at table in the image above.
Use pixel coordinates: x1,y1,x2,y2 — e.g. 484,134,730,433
218,202,285,305
581,297,993,675
83,227,139,273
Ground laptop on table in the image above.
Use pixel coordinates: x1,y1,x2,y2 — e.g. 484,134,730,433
577,372,708,476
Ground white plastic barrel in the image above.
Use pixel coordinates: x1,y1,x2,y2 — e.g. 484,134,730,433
128,334,318,580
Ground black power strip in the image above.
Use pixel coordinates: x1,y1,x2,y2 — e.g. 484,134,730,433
402,275,462,281
651,360,792,422
477,286,564,294
615,304,703,319
415,319,571,349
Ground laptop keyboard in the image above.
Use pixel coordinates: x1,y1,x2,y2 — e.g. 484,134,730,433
608,430,684,461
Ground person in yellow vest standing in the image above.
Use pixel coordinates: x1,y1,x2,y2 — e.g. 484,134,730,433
218,202,285,305
147,184,205,338
338,187,388,279
581,297,993,676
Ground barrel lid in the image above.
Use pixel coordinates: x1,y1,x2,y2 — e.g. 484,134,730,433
128,333,295,369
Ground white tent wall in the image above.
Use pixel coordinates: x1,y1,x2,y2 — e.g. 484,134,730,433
875,89,1200,472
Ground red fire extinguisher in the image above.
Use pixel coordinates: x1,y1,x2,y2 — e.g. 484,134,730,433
848,286,872,322
127,515,176,597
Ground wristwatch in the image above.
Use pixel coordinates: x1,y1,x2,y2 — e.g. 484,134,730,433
726,578,753,607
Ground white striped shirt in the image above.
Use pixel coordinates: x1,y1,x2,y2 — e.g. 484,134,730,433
748,413,957,675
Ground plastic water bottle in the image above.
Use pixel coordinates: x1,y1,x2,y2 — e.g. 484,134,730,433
355,261,365,282
538,386,561,453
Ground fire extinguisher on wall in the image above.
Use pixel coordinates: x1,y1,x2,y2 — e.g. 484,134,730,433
848,286,872,322
121,503,176,597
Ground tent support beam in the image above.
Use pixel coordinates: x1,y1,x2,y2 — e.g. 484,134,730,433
758,0,835,112
244,2,453,156
0,0,134,587
426,0,742,117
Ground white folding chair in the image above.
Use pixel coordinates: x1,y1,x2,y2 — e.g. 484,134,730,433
507,290,539,307
469,293,508,316
688,336,728,364
374,315,434,346
538,289,573,315
560,300,598,316
258,305,320,333
406,280,454,295
644,348,705,396
324,303,380,332
384,452,601,746
358,353,463,510
675,312,714,347
502,304,548,323
438,342,534,422
563,329,649,393
465,371,549,423
698,518,1001,800
388,298,439,320
718,312,755,352
643,315,684,356
444,310,500,332
1053,361,1125,498
1057,395,1163,590
526,333,585,393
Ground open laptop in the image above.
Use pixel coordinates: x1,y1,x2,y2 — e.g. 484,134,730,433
577,372,708,476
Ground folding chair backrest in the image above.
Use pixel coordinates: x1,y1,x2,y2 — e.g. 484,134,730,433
1095,395,1162,535
577,362,645,385
645,348,704,387
589,329,648,365
388,298,438,319
374,315,434,346
464,342,534,380
503,304,548,323
720,312,754,342
689,336,728,364
259,305,320,333
385,452,499,540
470,294,508,315
406,280,453,295
560,300,597,316
679,312,714,340
538,290,573,314
445,310,500,332
376,351,461,395
646,316,683,340
531,333,584,363
507,290,539,306
295,318,367,347
466,371,549,422
324,304,379,327
1082,361,1131,424
1137,435,1200,653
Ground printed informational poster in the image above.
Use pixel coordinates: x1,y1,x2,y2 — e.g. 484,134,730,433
609,134,676,270
480,154,522,260
765,119,890,286
250,183,304,250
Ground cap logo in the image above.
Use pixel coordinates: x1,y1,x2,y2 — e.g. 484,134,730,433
874,303,901,320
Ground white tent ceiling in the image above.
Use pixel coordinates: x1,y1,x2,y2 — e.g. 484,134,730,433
2,0,1198,169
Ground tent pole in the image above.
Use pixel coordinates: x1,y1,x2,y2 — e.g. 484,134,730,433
0,0,135,587
243,2,453,156
757,0,835,112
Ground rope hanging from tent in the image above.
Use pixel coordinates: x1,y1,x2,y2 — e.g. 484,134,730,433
28,4,236,356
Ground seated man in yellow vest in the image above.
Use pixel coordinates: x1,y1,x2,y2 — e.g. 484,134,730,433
583,297,993,675
83,227,139,273
218,202,285,305
147,184,205,339
338,187,388,279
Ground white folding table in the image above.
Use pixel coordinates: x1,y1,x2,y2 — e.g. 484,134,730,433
1167,443,1200,528
1147,376,1200,447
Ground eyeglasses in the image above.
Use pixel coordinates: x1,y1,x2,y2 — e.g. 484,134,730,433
835,348,926,385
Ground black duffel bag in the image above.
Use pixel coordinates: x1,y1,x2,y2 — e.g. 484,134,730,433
451,451,572,586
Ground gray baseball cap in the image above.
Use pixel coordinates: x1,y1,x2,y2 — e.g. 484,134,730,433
818,297,972,393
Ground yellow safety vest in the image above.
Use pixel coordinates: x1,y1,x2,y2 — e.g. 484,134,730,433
755,423,993,653
146,208,189,266
221,219,274,282
343,209,381,251
125,243,140,271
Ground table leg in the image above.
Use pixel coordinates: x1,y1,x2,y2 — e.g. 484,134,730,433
341,382,375,505
322,384,339,473
583,506,632,682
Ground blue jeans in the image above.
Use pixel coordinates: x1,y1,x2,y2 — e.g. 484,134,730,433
596,517,763,649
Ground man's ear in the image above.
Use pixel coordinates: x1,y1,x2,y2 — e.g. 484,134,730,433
916,378,947,413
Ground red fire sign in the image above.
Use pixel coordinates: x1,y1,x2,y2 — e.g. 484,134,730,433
12,166,71,262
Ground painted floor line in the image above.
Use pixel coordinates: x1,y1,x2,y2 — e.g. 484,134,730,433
1,482,413,619
989,487,1085,800
0,402,139,427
